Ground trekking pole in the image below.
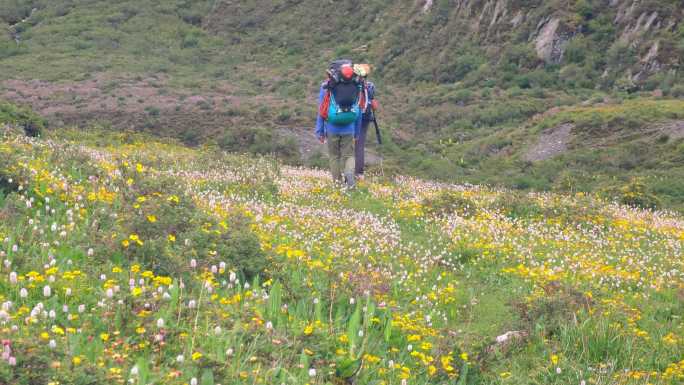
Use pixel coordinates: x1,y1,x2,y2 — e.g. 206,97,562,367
371,114,382,145
371,113,384,178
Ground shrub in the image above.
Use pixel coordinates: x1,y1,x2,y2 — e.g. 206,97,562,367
219,127,301,164
0,101,45,137
422,191,477,217
574,0,595,20
564,36,588,64
670,85,684,98
491,193,545,219
606,42,636,70
110,172,268,280
604,177,661,210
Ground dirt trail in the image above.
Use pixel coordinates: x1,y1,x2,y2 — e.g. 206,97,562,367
524,123,573,162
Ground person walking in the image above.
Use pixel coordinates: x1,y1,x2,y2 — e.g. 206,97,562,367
354,64,378,178
315,60,363,188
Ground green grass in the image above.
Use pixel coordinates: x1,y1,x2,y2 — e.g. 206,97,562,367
1,0,684,213
1,127,684,384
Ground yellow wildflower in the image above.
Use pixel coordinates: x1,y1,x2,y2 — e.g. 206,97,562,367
363,354,381,364
129,234,143,246
441,355,455,372
551,354,559,365
304,323,314,336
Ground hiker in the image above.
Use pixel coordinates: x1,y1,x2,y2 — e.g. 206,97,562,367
315,60,365,188
353,64,378,178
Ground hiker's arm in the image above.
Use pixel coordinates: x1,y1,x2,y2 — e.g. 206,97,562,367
367,82,379,114
367,82,375,101
368,82,378,111
315,86,325,140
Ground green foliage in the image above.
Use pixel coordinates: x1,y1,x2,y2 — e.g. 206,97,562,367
218,127,300,164
1,0,684,214
1,128,684,384
0,0,39,24
422,191,477,217
574,0,595,19
492,192,545,219
605,177,662,210
0,100,45,136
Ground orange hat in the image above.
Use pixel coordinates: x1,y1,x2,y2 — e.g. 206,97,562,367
341,65,354,80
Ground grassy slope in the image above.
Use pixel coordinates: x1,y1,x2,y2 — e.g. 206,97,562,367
1,0,684,210
1,128,683,384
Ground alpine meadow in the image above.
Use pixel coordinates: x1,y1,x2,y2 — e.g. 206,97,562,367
1,1,684,385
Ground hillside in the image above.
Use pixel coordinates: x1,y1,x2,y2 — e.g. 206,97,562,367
1,126,683,384
1,0,684,209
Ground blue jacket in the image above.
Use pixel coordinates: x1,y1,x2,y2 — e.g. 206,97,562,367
315,84,361,139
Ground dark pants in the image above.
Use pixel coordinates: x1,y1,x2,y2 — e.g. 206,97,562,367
327,134,355,183
355,120,370,175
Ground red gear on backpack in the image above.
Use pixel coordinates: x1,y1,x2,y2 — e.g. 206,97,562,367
341,65,354,80
319,90,331,120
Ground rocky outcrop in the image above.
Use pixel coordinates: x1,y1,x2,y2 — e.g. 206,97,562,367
481,0,509,29
632,40,661,82
534,17,574,64
422,0,434,14
510,10,524,27
621,11,660,42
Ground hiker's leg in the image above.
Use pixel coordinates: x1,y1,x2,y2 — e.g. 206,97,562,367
342,135,355,187
327,135,343,182
355,120,369,175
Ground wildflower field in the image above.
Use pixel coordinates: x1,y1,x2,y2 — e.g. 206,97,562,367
0,126,682,385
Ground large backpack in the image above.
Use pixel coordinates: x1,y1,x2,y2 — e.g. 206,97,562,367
319,60,367,125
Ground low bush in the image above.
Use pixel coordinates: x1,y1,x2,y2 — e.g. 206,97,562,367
0,101,46,137
422,190,477,217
